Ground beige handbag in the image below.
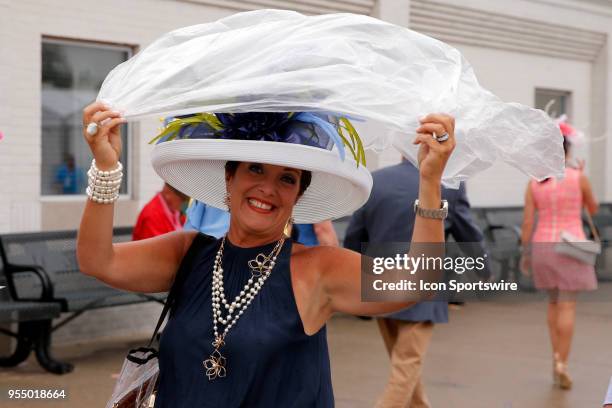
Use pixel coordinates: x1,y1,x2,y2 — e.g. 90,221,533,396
554,210,601,265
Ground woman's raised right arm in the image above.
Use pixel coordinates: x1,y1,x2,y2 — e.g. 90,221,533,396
76,102,196,293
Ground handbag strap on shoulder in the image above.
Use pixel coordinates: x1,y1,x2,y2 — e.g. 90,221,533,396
147,233,216,347
583,208,601,243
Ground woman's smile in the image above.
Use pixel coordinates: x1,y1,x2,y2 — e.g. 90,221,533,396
246,197,276,214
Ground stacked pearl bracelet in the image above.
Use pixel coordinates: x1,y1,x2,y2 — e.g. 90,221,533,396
86,159,123,204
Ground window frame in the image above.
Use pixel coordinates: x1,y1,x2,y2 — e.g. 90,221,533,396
534,88,572,120
40,37,134,201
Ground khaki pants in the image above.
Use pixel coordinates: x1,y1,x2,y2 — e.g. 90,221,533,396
375,319,434,408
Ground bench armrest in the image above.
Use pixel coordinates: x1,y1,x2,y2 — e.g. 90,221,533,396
484,223,522,242
5,263,55,301
483,223,504,241
510,225,522,241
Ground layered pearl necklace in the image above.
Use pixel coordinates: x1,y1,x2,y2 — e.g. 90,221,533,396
203,235,285,380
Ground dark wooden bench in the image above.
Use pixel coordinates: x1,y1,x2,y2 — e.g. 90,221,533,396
470,206,530,288
0,296,62,371
0,227,165,374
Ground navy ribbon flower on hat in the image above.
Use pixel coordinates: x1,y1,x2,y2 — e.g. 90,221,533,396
150,112,366,166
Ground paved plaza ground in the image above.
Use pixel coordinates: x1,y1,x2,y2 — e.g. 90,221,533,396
1,286,611,407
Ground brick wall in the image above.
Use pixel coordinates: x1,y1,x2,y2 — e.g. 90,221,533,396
0,0,231,236
0,0,231,343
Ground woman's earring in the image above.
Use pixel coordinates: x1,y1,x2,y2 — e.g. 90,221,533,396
283,216,295,237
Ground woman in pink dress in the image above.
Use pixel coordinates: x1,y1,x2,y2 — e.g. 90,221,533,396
521,129,599,390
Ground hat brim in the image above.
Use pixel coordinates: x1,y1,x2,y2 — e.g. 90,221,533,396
151,139,373,224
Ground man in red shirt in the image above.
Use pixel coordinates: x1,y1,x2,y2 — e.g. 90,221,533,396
132,183,189,240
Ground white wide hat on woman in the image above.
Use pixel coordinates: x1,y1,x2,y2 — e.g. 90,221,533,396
96,9,565,213
150,112,372,223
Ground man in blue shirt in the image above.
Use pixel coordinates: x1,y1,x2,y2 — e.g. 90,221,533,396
55,154,85,194
344,159,487,408
183,201,230,238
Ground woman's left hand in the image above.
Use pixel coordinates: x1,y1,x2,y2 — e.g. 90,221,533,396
414,113,456,183
519,254,531,277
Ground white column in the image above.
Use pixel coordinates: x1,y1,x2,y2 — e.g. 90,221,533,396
0,0,9,232
0,3,43,233
589,40,611,202
605,40,612,202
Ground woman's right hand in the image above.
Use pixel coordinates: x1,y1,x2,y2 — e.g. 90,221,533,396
82,101,126,170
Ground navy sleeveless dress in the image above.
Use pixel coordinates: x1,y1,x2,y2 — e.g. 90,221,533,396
156,234,334,407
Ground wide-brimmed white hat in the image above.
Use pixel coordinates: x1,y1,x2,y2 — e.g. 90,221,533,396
150,113,373,224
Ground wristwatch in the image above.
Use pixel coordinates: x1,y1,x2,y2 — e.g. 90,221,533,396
413,199,448,219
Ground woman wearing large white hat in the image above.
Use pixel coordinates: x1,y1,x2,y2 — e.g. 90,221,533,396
76,8,566,406
77,104,455,407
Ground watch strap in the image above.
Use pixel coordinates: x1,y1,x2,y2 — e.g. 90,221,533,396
413,199,448,219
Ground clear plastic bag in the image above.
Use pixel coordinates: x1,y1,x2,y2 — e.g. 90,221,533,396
105,348,159,408
97,9,564,185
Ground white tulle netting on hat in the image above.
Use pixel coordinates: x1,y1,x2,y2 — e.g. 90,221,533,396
97,9,564,185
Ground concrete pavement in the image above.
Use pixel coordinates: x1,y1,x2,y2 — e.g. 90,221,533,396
330,299,612,408
1,288,611,407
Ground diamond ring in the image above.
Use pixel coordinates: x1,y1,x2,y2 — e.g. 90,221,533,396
432,131,449,142
86,122,99,136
